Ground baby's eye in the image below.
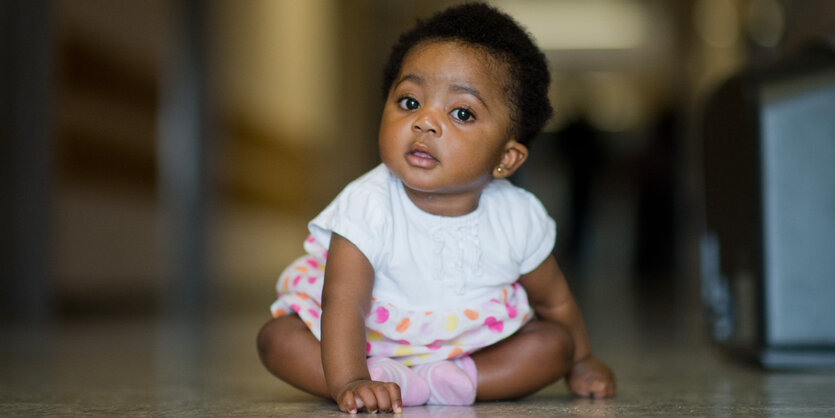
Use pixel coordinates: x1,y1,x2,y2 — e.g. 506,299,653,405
451,108,475,122
398,97,420,111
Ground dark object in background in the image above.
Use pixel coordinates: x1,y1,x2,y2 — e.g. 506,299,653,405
701,37,835,369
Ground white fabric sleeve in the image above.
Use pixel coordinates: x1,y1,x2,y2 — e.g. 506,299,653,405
308,184,389,268
518,193,557,275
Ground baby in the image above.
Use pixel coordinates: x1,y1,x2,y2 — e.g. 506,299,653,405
258,3,615,414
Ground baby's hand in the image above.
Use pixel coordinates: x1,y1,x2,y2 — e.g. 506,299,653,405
566,356,616,398
335,379,402,414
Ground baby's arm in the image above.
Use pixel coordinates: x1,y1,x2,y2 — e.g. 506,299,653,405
518,255,616,398
320,233,402,413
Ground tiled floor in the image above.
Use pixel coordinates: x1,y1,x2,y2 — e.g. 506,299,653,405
2,272,835,417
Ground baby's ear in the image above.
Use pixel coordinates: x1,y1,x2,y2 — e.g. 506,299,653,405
493,140,528,179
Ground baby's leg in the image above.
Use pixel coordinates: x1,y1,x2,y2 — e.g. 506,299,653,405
471,320,575,401
259,315,432,407
257,314,330,397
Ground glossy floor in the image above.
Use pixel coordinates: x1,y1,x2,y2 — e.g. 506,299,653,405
2,275,835,417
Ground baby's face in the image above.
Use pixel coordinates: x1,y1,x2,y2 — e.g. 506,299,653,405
379,41,514,200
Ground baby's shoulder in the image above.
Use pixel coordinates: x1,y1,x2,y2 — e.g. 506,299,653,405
337,164,393,202
483,179,542,208
325,164,396,222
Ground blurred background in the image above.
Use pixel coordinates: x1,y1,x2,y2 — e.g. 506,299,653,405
2,0,834,323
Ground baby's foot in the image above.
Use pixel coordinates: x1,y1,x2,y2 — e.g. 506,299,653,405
367,357,430,406
412,357,478,405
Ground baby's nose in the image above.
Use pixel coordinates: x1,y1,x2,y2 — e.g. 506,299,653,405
412,111,441,135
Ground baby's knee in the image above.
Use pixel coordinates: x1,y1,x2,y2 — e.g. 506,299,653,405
256,318,280,361
257,315,303,362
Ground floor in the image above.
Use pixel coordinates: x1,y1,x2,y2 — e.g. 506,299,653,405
3,270,835,417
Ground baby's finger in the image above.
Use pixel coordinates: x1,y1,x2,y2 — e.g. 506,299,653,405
338,391,359,414
590,380,615,398
371,385,392,412
604,381,616,397
371,382,401,412
384,382,402,413
356,386,379,413
568,378,591,397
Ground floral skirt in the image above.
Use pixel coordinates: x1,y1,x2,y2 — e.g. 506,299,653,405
270,236,532,366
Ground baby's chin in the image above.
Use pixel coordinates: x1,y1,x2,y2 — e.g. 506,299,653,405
396,174,440,195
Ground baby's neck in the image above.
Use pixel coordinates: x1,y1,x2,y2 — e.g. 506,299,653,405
402,185,483,217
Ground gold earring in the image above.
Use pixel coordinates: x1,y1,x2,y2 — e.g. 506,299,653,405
496,167,503,173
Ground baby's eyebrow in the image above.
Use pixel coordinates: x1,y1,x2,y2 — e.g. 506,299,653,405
394,74,424,88
449,84,488,110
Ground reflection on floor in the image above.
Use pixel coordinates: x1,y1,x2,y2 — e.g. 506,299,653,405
2,273,835,417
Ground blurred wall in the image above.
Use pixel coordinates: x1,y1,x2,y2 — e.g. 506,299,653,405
1,0,53,319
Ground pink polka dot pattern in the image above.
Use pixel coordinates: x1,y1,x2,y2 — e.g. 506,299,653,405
269,236,532,366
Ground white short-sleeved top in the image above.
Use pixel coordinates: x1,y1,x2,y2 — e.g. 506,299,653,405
309,164,556,310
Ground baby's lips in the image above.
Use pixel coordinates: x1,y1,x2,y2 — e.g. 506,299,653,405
409,150,436,160
409,143,437,160
405,143,440,167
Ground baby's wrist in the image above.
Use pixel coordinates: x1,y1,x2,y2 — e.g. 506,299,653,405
329,377,369,397
572,353,593,365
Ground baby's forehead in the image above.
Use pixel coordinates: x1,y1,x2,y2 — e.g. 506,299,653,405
401,40,513,92
409,40,510,70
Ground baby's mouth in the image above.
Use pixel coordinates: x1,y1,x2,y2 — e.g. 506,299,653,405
406,144,439,167
408,149,436,160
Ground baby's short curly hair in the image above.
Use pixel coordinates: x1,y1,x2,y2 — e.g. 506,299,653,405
382,2,553,146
